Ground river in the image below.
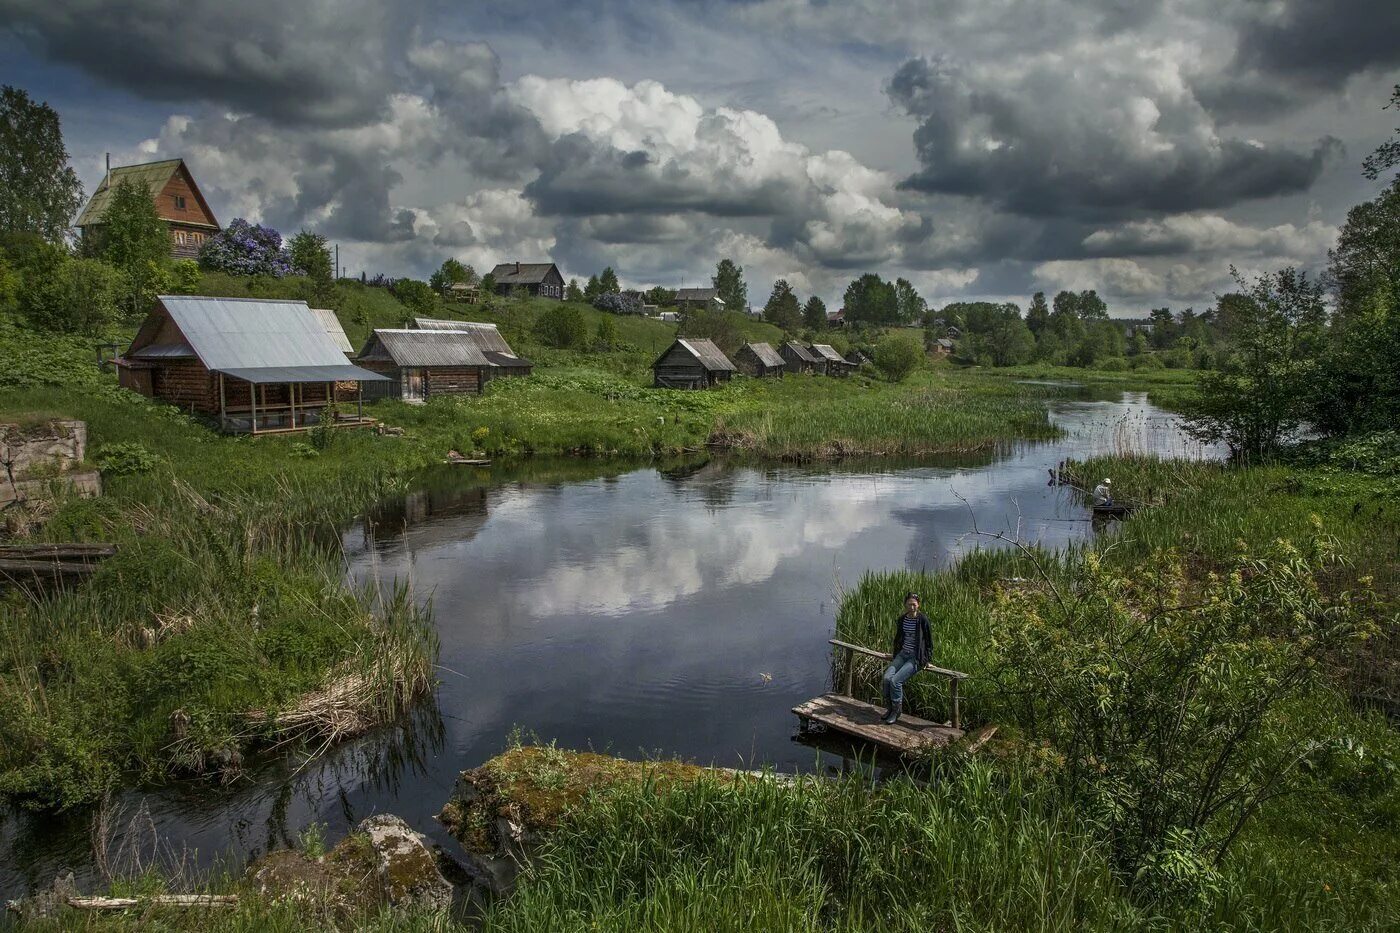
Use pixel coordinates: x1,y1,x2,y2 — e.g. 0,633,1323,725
0,387,1218,899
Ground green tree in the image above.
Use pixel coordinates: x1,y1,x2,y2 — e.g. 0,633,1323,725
534,303,589,349
893,277,925,324
598,266,620,294
1025,291,1050,337
763,279,801,330
873,332,923,381
594,314,619,350
583,274,603,302
678,306,741,354
712,258,747,315
1362,83,1399,182
19,256,124,333
843,273,898,325
1076,289,1109,320
0,86,84,242
429,257,470,293
1328,178,1400,317
1183,267,1325,460
566,278,584,302
802,295,827,331
95,179,171,318
392,278,438,316
644,285,675,306
170,259,201,294
289,229,334,306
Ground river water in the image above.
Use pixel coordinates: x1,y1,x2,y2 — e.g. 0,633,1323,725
0,387,1218,899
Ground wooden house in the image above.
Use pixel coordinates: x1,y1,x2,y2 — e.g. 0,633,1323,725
412,318,533,379
355,329,495,401
674,288,724,312
811,344,856,377
114,296,385,434
931,337,955,358
489,262,564,299
653,338,736,389
780,340,822,375
75,159,219,260
734,342,785,378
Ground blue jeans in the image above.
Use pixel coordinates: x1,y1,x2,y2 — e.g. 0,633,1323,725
881,650,919,706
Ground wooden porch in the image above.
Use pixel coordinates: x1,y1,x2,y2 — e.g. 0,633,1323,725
215,374,376,435
792,639,969,756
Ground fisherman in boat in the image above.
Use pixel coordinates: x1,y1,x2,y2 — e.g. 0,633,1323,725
1093,477,1113,507
880,592,932,725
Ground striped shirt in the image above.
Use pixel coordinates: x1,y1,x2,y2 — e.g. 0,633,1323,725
899,614,919,656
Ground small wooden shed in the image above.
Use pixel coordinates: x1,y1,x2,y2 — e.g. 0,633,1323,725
810,344,856,377
412,318,534,380
355,329,495,401
734,342,785,378
780,340,823,375
653,338,736,389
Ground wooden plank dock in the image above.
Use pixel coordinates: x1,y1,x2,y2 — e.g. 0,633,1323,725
792,639,969,757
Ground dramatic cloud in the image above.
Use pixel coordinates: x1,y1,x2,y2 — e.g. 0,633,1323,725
1231,0,1400,93
889,48,1340,219
1082,215,1338,260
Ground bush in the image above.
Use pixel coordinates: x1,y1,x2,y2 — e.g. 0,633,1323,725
19,257,125,334
594,315,619,350
93,441,161,476
1133,354,1167,371
534,303,590,349
391,278,438,316
873,333,923,382
197,219,293,276
1094,356,1129,372
170,259,202,294
592,291,644,315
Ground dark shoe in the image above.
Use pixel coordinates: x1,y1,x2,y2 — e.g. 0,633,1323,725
881,704,901,725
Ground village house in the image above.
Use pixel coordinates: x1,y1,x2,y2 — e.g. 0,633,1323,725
826,308,846,328
931,337,956,358
489,262,565,299
355,329,496,401
75,158,220,260
652,338,736,389
810,344,856,377
674,287,724,312
412,318,534,379
780,340,823,374
114,296,384,434
733,342,785,378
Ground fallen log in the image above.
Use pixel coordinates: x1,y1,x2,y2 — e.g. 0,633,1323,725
67,895,238,911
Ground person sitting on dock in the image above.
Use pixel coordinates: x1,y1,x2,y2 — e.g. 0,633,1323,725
881,592,932,724
1093,478,1113,507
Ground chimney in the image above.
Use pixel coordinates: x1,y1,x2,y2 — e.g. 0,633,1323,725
104,152,111,189
515,261,521,275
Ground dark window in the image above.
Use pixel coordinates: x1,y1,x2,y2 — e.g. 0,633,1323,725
173,195,187,209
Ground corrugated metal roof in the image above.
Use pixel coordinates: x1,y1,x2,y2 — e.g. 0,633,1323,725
673,338,736,371
784,341,819,363
130,342,195,359
810,344,848,364
309,308,353,354
156,295,357,372
489,262,558,284
742,342,784,368
412,318,518,356
216,365,388,384
358,329,495,368
75,159,183,227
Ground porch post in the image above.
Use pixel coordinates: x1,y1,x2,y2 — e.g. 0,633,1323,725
290,382,298,429
357,381,363,421
218,372,226,431
250,379,258,435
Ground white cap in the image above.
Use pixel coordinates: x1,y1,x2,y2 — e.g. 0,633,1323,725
1103,478,1111,484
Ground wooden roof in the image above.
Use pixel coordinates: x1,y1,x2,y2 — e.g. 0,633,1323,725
657,338,736,372
675,287,720,302
809,344,849,364
783,341,820,363
741,342,784,368
76,158,217,229
489,262,559,285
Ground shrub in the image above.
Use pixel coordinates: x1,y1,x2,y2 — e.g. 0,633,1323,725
19,256,125,334
1094,356,1129,372
592,291,644,315
534,303,590,349
1133,354,1167,371
170,259,202,294
198,219,293,276
391,278,438,316
93,441,161,476
594,315,619,350
873,333,923,382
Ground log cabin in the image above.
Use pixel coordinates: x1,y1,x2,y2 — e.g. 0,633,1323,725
733,342,785,378
810,344,856,377
652,338,736,389
780,340,823,375
75,159,220,260
355,329,496,401
488,262,565,299
114,296,385,433
410,318,534,380
674,287,724,312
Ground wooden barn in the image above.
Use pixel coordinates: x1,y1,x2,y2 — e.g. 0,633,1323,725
75,158,220,260
412,318,534,379
674,287,724,312
355,329,495,401
653,338,736,389
114,296,385,434
781,340,823,375
810,344,856,377
734,342,785,378
489,261,565,299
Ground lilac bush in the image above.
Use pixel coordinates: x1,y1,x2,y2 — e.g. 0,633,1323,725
197,218,294,276
591,291,644,315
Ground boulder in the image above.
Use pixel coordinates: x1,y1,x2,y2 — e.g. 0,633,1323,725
357,814,453,911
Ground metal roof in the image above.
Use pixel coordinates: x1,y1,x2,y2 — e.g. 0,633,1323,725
489,262,558,284
741,342,784,368
484,350,533,368
675,287,719,302
783,341,820,363
412,318,518,356
216,365,388,384
153,295,360,372
358,329,495,368
669,338,736,371
130,342,195,359
309,308,353,354
809,344,848,364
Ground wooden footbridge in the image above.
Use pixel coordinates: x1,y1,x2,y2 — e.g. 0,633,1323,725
793,639,970,755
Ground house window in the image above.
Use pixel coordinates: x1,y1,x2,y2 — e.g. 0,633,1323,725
173,194,187,210
175,231,186,245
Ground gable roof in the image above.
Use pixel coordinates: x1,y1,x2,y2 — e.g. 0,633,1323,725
783,341,819,363
309,308,353,354
661,338,735,371
128,296,384,383
489,262,558,285
411,318,518,356
76,159,217,229
741,342,784,368
358,329,494,368
809,344,848,364
675,287,720,303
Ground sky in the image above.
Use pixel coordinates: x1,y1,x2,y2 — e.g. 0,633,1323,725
3,0,1397,315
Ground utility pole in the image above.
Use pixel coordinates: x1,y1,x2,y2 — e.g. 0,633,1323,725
334,244,340,280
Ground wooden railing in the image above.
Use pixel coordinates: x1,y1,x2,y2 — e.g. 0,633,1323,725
829,638,969,730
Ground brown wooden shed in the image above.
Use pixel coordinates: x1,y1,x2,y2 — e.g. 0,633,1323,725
734,342,785,378
810,344,856,377
355,329,496,401
780,340,823,375
653,338,736,389
411,318,534,380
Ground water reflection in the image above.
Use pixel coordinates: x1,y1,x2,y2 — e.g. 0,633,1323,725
1,390,1220,900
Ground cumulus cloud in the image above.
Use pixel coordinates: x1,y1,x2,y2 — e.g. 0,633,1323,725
1082,214,1338,260
1230,0,1400,93
889,46,1340,219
